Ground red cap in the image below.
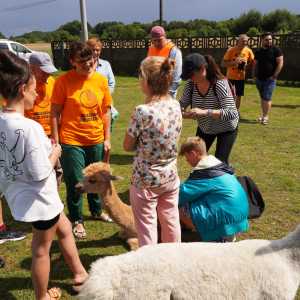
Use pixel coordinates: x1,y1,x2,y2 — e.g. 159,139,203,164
150,26,165,38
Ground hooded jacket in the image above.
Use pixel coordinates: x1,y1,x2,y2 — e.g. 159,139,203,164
179,156,249,242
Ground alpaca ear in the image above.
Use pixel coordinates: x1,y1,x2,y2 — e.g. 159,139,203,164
104,175,123,181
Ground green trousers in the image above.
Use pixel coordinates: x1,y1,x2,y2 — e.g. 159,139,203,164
60,142,105,222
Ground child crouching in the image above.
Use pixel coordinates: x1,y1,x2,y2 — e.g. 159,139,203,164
178,136,249,243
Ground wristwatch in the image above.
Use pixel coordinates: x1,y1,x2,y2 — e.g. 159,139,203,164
208,109,213,117
273,74,277,78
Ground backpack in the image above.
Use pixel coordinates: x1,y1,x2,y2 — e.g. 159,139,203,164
236,176,265,219
188,78,236,109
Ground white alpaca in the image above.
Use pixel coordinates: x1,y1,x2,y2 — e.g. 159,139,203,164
79,225,300,300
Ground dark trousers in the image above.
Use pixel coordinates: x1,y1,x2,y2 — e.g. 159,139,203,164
60,142,105,222
196,125,238,165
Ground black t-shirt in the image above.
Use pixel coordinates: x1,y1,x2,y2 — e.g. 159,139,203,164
254,45,283,81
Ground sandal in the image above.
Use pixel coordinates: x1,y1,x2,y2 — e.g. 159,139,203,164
72,221,86,239
255,116,263,121
72,283,83,293
91,212,114,223
262,118,269,125
47,287,61,300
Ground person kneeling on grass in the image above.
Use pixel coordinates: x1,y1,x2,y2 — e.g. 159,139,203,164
178,136,249,243
0,50,88,299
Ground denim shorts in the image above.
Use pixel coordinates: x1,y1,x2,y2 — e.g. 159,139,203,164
255,79,277,101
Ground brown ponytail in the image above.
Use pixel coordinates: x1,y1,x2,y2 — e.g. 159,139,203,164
204,55,226,83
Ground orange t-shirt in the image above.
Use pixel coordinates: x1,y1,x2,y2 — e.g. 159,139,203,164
223,46,254,80
24,76,55,136
50,69,113,146
1,77,54,136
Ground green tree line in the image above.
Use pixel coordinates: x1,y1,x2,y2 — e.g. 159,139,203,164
1,8,300,44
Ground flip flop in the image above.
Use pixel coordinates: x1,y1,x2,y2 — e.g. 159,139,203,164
262,118,269,125
255,116,263,121
47,287,61,300
72,221,86,239
91,212,114,223
72,283,84,293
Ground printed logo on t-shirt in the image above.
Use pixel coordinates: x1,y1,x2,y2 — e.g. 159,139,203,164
0,130,25,181
79,89,99,109
35,90,50,108
235,53,246,58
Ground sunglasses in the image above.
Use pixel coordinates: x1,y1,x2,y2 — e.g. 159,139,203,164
72,57,94,67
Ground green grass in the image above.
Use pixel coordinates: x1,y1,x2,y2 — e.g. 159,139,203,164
1,76,300,299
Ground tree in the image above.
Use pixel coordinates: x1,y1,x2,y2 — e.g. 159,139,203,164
19,38,28,44
0,31,6,39
262,9,296,32
234,9,262,35
52,30,61,41
246,27,260,35
44,32,53,43
135,28,147,38
9,35,15,41
168,29,182,38
29,34,38,43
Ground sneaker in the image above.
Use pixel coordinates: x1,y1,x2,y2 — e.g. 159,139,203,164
0,258,5,268
210,238,228,243
0,226,27,244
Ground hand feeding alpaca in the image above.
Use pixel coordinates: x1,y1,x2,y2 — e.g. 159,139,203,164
79,224,300,300
75,162,138,251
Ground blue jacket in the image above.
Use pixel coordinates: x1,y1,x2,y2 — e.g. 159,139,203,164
179,162,249,242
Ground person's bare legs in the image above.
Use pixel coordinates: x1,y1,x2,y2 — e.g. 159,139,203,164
235,96,242,111
31,211,88,300
0,200,3,227
56,212,88,285
31,222,57,300
261,99,271,120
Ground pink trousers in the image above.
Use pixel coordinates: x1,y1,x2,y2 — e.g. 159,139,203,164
130,178,181,248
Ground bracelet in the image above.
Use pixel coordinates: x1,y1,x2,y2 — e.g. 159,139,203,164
51,152,59,159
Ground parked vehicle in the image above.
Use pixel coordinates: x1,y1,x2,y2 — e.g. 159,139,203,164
0,40,35,62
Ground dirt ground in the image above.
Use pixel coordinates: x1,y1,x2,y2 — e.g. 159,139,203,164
26,43,51,51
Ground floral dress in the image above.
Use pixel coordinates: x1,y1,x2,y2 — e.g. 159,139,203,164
127,98,182,189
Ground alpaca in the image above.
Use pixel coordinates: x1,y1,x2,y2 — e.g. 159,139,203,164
75,162,139,251
79,224,300,300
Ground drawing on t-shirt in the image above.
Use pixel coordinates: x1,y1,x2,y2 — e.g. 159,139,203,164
0,130,25,181
35,90,50,108
80,89,99,109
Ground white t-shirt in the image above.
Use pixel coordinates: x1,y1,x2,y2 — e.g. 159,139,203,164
0,111,63,222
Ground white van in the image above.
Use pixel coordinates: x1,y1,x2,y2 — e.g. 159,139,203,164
0,40,35,62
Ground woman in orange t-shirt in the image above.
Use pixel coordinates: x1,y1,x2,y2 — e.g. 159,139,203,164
50,41,113,239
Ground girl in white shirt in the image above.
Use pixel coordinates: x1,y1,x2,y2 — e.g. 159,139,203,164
0,50,88,300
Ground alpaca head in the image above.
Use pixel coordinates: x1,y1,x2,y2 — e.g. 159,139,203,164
75,162,123,194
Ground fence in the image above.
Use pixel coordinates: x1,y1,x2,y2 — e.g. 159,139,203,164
51,34,300,81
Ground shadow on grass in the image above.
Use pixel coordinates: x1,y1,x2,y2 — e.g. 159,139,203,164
110,154,134,165
239,118,263,124
272,104,300,109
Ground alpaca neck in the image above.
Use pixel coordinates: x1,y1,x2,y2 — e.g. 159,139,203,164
97,181,130,224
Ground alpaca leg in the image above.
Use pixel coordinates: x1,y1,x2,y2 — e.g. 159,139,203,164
126,237,139,251
118,228,130,240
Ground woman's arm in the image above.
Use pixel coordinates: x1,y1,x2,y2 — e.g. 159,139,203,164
102,106,111,153
106,63,115,94
50,103,63,144
49,144,62,170
123,132,137,152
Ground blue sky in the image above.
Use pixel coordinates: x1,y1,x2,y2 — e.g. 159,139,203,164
1,0,299,37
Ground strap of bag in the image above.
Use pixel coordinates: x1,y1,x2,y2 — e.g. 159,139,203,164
188,80,194,109
244,177,265,213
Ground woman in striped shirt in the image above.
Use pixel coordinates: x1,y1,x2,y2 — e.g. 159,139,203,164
179,53,239,164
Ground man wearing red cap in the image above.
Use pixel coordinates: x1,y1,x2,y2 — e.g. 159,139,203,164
148,26,182,99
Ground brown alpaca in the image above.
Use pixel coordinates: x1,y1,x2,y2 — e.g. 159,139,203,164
75,162,139,251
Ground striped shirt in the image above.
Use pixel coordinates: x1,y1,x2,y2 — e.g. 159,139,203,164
179,79,239,134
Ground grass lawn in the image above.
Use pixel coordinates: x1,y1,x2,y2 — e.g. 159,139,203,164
0,76,300,299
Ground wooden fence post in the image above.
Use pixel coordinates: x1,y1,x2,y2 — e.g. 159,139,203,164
109,38,113,69
145,37,149,56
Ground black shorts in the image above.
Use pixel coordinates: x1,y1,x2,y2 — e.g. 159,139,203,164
228,79,245,96
31,213,60,231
